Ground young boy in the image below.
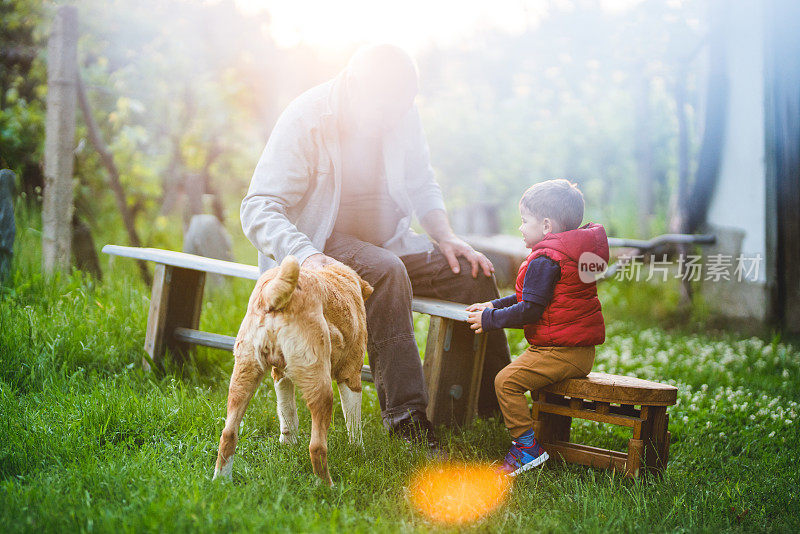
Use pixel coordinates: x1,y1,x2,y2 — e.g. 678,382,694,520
466,178,609,476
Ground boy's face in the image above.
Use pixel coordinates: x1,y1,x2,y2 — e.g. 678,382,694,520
519,206,546,249
519,206,561,249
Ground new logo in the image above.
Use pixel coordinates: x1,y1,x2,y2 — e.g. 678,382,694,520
578,252,608,283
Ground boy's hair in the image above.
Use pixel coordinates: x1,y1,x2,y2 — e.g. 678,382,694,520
519,179,585,231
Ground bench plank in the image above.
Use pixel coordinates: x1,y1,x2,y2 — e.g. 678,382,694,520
173,327,377,381
103,245,260,280
174,327,234,351
543,372,678,406
545,440,628,472
103,245,472,321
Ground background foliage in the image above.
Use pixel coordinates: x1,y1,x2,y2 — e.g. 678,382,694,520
1,0,711,257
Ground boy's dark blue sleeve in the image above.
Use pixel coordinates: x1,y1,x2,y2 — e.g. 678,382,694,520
481,256,560,330
491,294,518,309
521,255,561,305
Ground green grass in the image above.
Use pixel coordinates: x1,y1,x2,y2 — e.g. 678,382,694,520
1,203,799,533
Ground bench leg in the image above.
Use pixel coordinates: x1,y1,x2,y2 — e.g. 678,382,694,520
422,317,488,427
143,264,205,370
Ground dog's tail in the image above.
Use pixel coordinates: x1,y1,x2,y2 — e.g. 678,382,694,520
264,255,299,311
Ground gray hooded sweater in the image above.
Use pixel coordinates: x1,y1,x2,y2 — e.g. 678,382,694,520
240,72,446,274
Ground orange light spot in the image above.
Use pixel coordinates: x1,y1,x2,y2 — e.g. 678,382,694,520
408,462,511,524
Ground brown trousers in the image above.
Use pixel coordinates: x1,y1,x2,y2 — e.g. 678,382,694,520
494,345,595,438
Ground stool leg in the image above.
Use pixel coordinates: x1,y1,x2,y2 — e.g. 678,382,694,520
538,392,571,445
644,406,668,476
531,391,544,437
626,419,644,478
659,419,671,470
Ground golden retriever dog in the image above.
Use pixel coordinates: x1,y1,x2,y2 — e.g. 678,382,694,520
213,255,373,485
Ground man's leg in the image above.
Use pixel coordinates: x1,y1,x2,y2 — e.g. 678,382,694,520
401,247,512,416
324,233,428,426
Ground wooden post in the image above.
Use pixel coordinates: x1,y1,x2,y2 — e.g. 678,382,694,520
42,5,78,275
764,0,800,333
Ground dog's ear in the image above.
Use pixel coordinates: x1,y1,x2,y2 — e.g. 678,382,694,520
359,276,373,301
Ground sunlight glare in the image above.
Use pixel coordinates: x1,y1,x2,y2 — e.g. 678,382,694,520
234,0,530,52
234,0,646,52
408,462,511,525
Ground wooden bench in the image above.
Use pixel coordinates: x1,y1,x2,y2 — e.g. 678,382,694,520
102,245,488,427
532,372,678,477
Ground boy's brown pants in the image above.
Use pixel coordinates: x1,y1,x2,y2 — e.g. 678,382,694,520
494,345,595,438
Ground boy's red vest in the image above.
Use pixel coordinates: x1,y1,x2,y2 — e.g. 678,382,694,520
515,223,609,347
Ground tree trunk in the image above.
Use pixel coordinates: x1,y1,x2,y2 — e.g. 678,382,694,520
76,72,151,285
42,5,78,275
682,3,728,234
672,64,693,305
635,73,654,238
71,214,102,280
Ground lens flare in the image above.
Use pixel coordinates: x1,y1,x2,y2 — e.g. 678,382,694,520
408,462,511,524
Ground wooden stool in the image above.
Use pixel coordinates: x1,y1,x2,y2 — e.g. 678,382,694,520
531,372,678,477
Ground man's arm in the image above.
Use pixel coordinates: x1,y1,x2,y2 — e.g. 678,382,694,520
240,109,328,268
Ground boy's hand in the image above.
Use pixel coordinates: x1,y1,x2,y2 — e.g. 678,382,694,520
467,310,484,334
466,301,493,312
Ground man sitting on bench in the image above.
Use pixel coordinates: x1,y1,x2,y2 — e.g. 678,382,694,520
240,44,511,453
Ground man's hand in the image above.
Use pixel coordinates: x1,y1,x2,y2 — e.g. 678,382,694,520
438,236,494,278
302,253,340,270
419,209,494,278
466,301,494,312
467,310,485,334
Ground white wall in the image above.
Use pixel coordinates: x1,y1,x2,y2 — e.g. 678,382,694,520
705,0,766,282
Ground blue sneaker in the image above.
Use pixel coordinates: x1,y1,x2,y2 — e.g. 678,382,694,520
497,437,549,477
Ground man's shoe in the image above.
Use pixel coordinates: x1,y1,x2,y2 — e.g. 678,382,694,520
390,412,447,458
497,437,549,477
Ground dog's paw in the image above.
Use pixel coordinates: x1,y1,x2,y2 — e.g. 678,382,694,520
213,461,234,481
279,432,298,445
313,476,334,488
